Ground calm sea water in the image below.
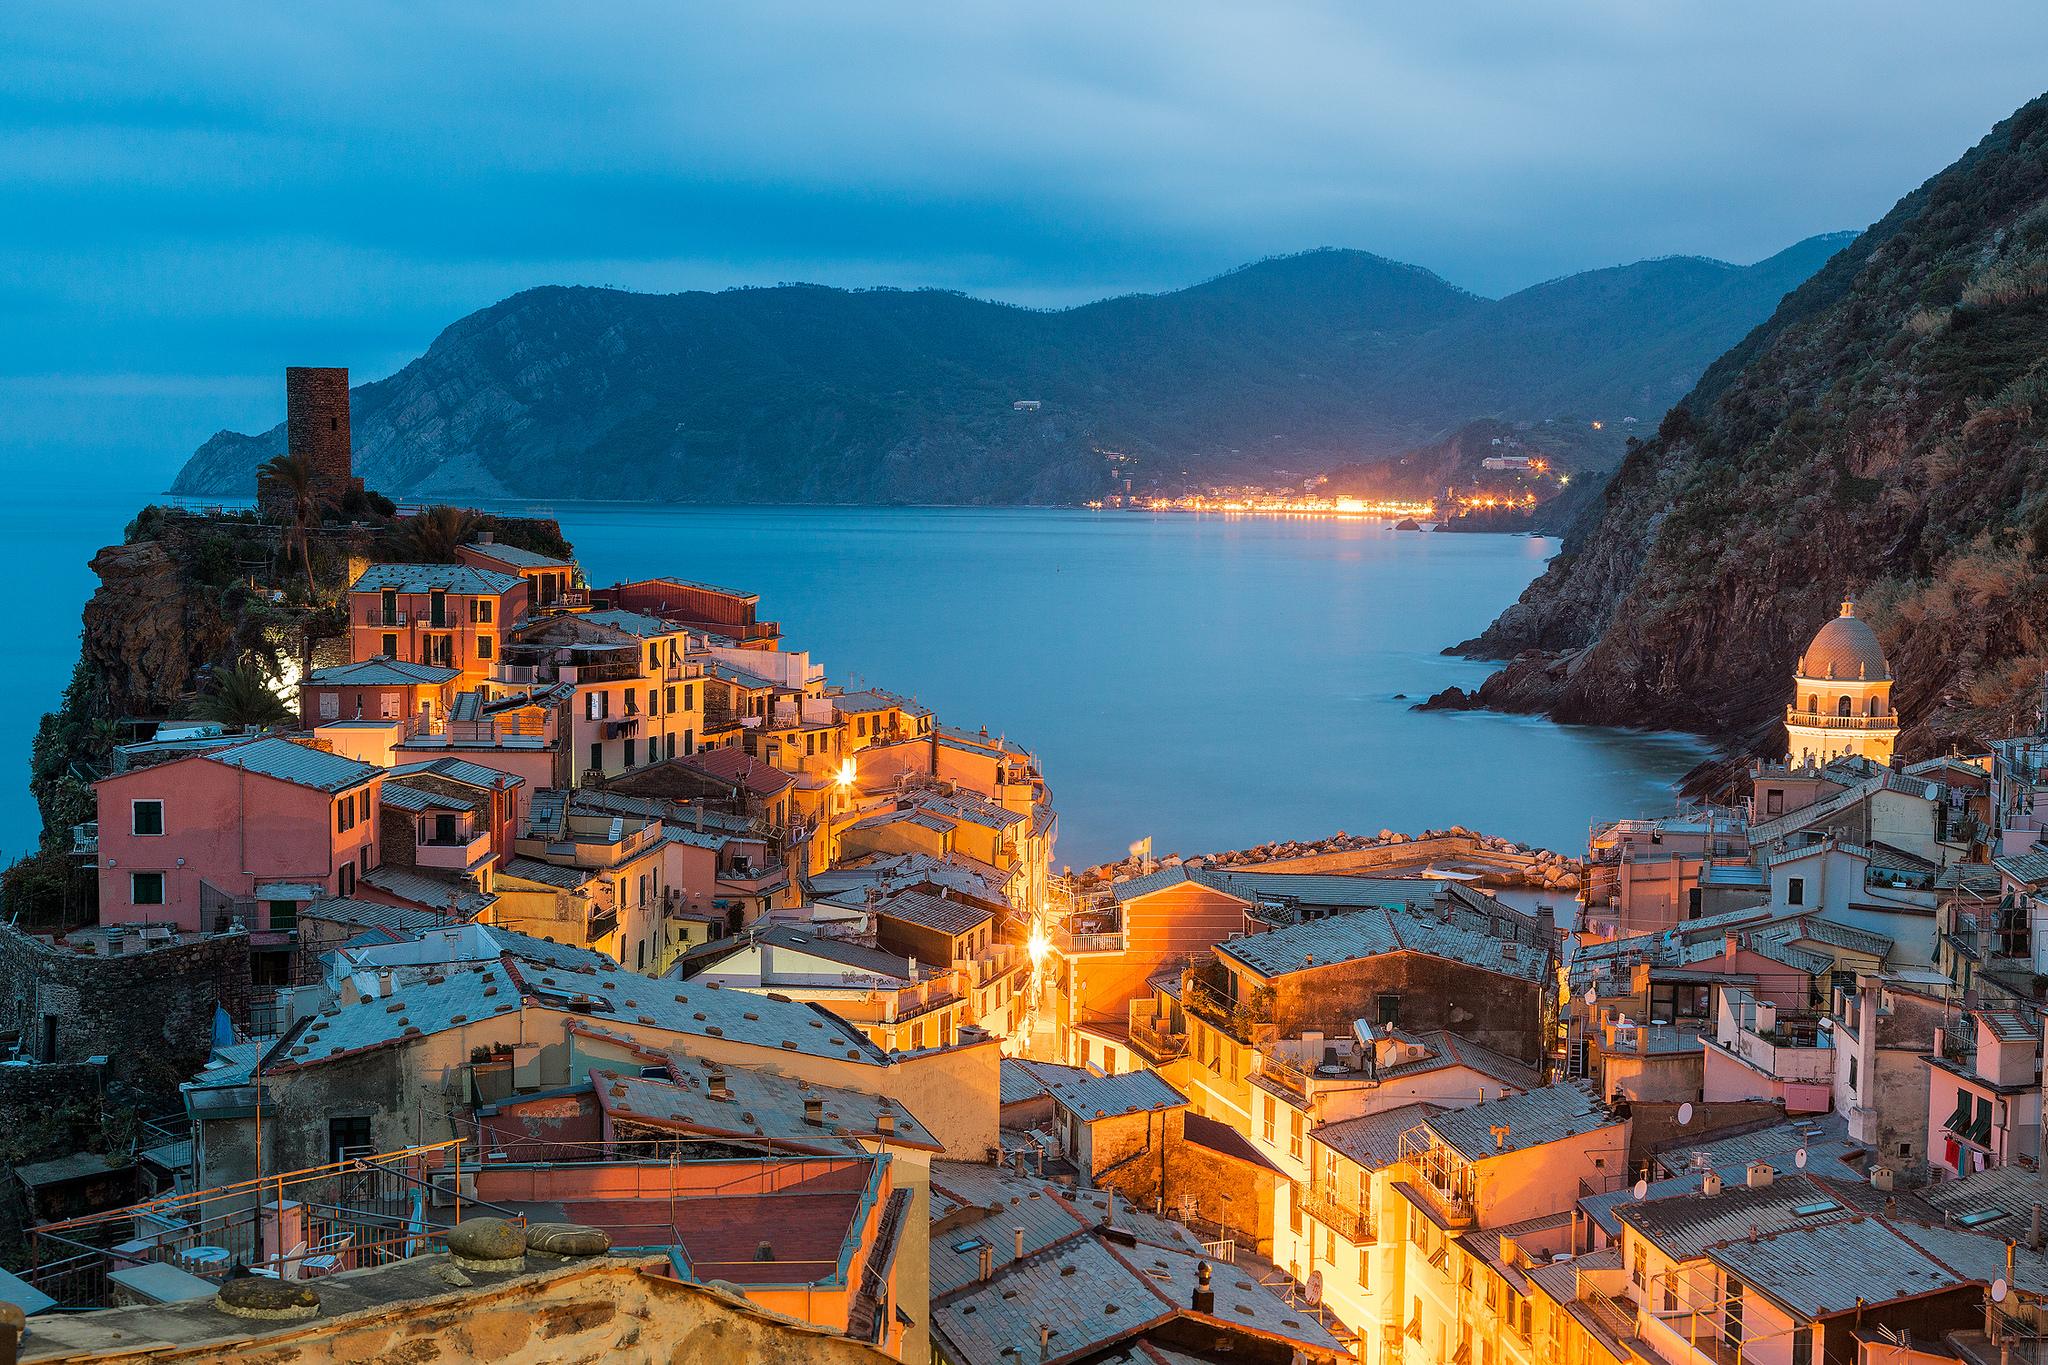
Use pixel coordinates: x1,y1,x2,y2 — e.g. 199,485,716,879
0,494,1710,868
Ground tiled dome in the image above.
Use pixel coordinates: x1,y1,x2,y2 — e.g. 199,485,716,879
1797,601,1889,681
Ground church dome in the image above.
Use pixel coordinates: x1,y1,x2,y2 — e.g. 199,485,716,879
1798,601,1889,681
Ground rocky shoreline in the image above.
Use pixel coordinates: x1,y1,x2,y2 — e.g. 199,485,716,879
1084,825,1584,893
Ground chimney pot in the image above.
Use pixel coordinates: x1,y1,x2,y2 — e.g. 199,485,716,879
1746,1160,1773,1189
803,1096,824,1125
978,1244,994,1281
1192,1260,1215,1313
1702,1171,1723,1197
1014,1227,1026,1261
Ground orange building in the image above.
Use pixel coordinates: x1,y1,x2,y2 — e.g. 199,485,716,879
348,563,531,687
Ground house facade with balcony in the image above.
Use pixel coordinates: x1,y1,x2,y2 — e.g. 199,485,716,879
348,562,531,688
1922,1007,2043,1177
1700,985,1835,1112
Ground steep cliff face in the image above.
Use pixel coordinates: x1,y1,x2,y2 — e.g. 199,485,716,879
1446,93,2048,759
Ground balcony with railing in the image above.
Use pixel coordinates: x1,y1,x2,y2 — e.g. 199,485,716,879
415,827,493,872
1784,706,1894,731
70,821,97,857
1299,1185,1374,1244
1129,1001,1187,1062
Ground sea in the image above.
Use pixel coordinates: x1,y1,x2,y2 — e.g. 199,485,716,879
0,490,1711,869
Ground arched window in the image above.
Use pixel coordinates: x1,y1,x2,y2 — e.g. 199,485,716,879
1867,696,1882,717
1806,694,1818,713
1836,696,1853,717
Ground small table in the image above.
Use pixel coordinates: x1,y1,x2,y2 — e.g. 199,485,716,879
180,1246,231,1275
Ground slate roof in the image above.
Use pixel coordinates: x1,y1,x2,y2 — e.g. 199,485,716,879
1706,1216,2048,1319
1651,1113,1854,1180
677,746,796,796
1614,1174,1888,1262
202,737,379,793
1217,907,1548,983
1995,852,2048,885
927,1162,1206,1299
591,1054,940,1151
349,562,522,595
1424,1085,1610,1161
380,780,483,814
462,541,572,570
299,896,462,934
698,924,913,983
874,888,994,938
386,757,524,791
498,857,599,890
359,866,495,915
306,658,460,687
581,608,678,638
265,963,523,1070
1311,1103,1445,1172
1045,1069,1187,1122
933,1229,1342,1365
999,1058,1097,1105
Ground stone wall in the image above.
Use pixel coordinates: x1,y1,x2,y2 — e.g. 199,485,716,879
1269,952,1545,1066
0,923,249,1103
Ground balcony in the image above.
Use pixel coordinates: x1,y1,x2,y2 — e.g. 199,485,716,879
415,830,492,872
1784,708,1893,731
585,907,619,943
1129,1005,1187,1062
1052,927,1125,956
70,821,97,858
1299,1186,1374,1244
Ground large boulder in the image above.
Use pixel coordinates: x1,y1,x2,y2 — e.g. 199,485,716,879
215,1277,320,1321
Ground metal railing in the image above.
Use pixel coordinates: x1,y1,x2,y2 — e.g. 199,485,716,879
1784,708,1893,730
1300,1187,1374,1244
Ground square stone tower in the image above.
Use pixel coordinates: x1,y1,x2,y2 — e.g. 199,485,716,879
285,366,355,496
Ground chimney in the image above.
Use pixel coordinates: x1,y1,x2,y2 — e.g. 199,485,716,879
707,1069,730,1101
1702,1171,1723,1197
1014,1227,1026,1262
1192,1261,1215,1313
378,969,395,998
1724,932,1741,960
478,530,495,545
977,1244,994,1281
1746,1160,1774,1189
1871,1166,1895,1193
876,1110,896,1135
803,1097,824,1126
2032,1203,2044,1253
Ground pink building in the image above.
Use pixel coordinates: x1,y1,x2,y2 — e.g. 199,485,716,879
300,657,459,729
92,737,383,934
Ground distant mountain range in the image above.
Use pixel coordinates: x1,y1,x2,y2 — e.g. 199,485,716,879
172,235,1854,505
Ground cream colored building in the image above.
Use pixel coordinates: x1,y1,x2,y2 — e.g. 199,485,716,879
1785,601,1898,767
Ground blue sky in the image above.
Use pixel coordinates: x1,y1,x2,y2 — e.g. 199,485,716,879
6,2,2048,486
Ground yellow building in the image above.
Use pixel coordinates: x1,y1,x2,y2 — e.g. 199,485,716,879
1785,601,1898,767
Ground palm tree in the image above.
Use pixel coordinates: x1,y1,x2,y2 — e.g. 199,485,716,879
395,505,482,563
190,661,294,731
257,451,324,593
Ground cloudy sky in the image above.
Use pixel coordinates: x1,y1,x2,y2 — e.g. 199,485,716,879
6,2,2047,483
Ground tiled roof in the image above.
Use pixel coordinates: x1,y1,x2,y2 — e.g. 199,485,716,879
1705,1215,2048,1319
1920,1163,2048,1226
999,1058,1096,1106
386,757,524,791
1044,1069,1186,1122
380,779,483,813
677,746,796,796
933,1224,1341,1365
699,924,912,982
1108,865,1208,902
1651,1112,1853,1179
1977,1007,2039,1042
591,1053,940,1151
581,608,679,638
265,963,522,1070
1614,1173,1889,1261
299,896,463,934
1217,907,1548,983
927,1162,1205,1298
1424,1085,1610,1161
202,737,379,793
914,790,1025,831
807,853,1012,907
874,888,993,938
499,857,599,890
349,562,522,595
307,658,460,687
358,866,494,915
832,691,903,715
525,961,890,1065
1995,852,2048,886
462,541,572,570
1311,1102,1444,1172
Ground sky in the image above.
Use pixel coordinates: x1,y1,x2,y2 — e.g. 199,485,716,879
5,2,2048,488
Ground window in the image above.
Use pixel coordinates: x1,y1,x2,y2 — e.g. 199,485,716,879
648,688,658,716
1262,1094,1276,1143
131,800,164,836
665,685,676,713
1836,695,1852,717
589,742,603,774
477,634,493,660
336,794,354,833
328,1115,373,1165
1766,788,1784,815
623,738,637,768
648,644,659,669
637,940,646,970
1290,1110,1304,1160
1787,876,1805,906
338,862,356,896
1848,1055,1859,1091
382,632,398,657
1376,993,1400,1026
475,598,493,624
429,590,447,628
131,871,165,905
665,734,676,760
684,684,696,710
268,899,298,931
1357,1246,1370,1289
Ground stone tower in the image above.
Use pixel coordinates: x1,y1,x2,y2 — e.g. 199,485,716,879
285,366,355,497
1785,600,1898,768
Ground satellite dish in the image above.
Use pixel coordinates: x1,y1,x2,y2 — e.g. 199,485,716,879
1304,1269,1324,1307
1994,1278,2010,1304
1633,1179,1649,1200
1795,1148,1809,1170
1677,1102,1694,1127
1585,987,1597,1006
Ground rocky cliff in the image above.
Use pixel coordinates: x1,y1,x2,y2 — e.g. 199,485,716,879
1441,92,2048,761
171,240,1845,505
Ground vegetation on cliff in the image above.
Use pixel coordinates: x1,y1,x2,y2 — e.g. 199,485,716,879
1446,92,2048,762
3,498,572,926
170,240,1844,505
